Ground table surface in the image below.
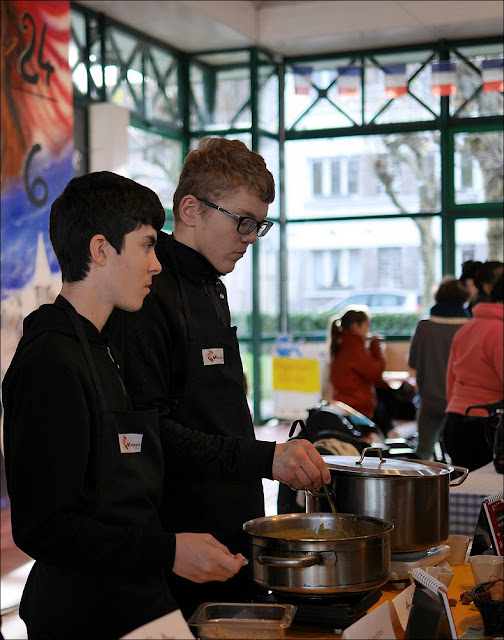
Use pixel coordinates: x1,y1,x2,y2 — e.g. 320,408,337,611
284,563,490,639
449,462,503,537
450,462,502,497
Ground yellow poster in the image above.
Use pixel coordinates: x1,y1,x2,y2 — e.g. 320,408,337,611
272,358,320,393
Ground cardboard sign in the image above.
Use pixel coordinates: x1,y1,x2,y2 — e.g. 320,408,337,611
405,569,457,640
483,493,503,555
471,492,504,557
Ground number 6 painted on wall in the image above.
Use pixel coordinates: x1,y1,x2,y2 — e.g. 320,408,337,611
24,144,48,207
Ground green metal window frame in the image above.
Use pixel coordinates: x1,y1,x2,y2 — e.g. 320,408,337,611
70,3,502,422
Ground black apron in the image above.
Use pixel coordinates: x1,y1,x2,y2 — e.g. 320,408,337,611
20,298,174,640
164,240,265,616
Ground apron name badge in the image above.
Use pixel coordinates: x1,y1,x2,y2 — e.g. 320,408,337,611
118,433,143,453
202,347,224,366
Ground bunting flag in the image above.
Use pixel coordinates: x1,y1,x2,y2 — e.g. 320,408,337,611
431,61,457,97
292,65,313,96
383,64,408,98
337,66,360,97
482,59,503,93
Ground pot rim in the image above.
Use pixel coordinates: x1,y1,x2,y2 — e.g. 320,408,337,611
243,512,394,541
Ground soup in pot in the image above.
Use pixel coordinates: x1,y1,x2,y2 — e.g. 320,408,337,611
260,518,388,540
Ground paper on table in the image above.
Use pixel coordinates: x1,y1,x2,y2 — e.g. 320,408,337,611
120,609,195,639
392,583,415,630
342,600,396,639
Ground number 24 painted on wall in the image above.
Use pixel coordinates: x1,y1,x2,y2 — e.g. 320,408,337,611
19,11,55,86
18,11,55,206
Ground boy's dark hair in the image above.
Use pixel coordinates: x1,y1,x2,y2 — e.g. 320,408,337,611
435,276,470,305
50,171,165,283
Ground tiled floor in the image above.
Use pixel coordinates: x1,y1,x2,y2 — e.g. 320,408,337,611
0,421,293,639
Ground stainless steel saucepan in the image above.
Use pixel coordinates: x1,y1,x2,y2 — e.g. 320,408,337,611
243,512,393,595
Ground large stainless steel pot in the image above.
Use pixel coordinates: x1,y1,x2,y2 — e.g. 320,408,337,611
307,449,469,553
243,512,393,595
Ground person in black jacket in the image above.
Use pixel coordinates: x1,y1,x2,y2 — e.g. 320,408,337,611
2,171,329,639
107,137,324,617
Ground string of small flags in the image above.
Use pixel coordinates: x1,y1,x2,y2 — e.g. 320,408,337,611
292,59,504,97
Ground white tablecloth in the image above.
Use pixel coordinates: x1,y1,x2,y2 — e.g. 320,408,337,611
449,461,502,536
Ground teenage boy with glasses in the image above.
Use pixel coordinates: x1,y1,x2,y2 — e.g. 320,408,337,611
105,138,329,618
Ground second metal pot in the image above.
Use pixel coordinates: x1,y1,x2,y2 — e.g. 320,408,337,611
243,512,393,595
307,449,469,553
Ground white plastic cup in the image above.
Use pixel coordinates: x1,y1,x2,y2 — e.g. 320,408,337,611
444,534,470,565
469,555,504,585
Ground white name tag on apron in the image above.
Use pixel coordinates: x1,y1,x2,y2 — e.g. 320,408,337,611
202,347,224,366
118,433,143,453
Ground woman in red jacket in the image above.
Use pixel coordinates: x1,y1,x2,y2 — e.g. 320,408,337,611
329,308,386,421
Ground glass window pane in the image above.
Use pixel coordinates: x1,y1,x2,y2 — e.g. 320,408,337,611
223,248,253,324
88,31,104,101
258,63,279,134
225,218,279,419
258,137,280,219
259,222,280,321
239,341,277,424
455,218,504,270
365,51,440,124
223,190,279,333
189,51,252,131
144,47,181,126
285,134,440,218
70,10,87,95
454,131,503,204
452,44,503,118
105,29,143,112
115,128,182,210
285,58,363,131
286,217,441,322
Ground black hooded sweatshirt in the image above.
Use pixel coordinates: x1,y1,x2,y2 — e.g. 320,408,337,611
3,296,274,637
2,298,179,638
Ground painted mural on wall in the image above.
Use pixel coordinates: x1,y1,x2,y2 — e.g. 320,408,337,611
1,0,74,379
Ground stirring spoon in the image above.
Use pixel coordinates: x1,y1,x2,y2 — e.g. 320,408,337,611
288,419,348,538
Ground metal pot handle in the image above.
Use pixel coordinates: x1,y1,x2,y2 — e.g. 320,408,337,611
356,447,386,465
408,458,469,485
449,465,469,486
257,552,320,568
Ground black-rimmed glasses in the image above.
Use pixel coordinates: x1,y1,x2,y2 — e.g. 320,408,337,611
197,198,273,237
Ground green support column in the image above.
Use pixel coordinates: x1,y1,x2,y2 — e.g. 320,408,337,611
250,49,263,423
439,40,455,276
178,54,191,160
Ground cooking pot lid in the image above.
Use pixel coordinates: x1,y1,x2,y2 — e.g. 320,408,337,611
323,454,452,477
